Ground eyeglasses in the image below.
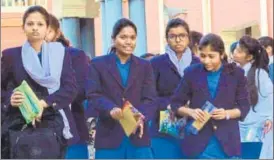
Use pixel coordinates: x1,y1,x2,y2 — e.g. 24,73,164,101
167,33,188,41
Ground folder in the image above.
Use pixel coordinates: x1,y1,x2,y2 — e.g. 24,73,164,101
119,101,138,137
186,101,216,135
13,80,43,124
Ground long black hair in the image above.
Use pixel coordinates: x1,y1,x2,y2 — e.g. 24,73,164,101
189,31,203,53
258,36,273,56
108,18,137,54
238,35,269,110
48,14,70,47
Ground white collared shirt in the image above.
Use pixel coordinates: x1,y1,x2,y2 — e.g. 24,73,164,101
269,55,273,65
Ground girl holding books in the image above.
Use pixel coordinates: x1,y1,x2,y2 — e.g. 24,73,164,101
45,14,90,159
233,36,273,159
86,18,157,159
149,18,199,159
1,6,78,158
170,33,250,158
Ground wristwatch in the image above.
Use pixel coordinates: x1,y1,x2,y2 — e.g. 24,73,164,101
225,111,230,120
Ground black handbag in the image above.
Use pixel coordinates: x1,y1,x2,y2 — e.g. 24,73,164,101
9,124,63,159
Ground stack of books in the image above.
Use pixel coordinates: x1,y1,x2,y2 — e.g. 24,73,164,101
14,80,43,124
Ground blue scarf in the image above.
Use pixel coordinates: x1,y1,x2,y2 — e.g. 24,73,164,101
166,45,192,77
22,41,73,139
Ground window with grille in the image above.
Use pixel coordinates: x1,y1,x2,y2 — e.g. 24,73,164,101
1,0,47,12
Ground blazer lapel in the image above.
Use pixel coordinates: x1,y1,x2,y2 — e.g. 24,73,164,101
107,54,124,89
18,47,31,82
125,56,139,92
196,66,211,99
165,54,181,78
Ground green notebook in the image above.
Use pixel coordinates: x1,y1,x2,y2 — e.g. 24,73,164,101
13,80,43,124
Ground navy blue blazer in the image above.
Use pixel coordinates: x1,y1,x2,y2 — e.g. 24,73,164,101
170,63,250,157
150,53,200,137
86,53,157,149
1,46,80,145
67,47,90,143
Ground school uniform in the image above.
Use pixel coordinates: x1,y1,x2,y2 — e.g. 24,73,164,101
239,62,273,159
86,52,157,159
269,55,273,83
150,46,200,158
64,47,90,159
1,43,79,158
170,63,250,158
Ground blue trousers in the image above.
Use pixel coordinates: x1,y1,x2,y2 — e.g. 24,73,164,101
95,136,153,159
65,143,89,159
151,137,183,159
241,142,262,159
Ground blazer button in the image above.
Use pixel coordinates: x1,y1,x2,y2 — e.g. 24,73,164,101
52,103,57,107
213,125,218,130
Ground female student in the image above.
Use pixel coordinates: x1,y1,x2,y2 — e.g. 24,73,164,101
170,33,250,159
86,18,157,159
150,18,199,159
1,6,78,158
189,30,203,58
45,14,90,159
233,36,273,159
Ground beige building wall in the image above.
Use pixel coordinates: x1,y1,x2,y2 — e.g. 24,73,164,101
165,0,204,33
267,0,273,37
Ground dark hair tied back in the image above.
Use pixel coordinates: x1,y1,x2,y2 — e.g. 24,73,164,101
23,5,49,26
108,18,137,54
239,35,269,111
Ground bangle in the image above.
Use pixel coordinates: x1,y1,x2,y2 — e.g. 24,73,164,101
226,111,230,120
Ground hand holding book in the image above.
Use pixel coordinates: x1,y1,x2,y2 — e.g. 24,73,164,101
211,108,227,120
10,91,25,107
189,108,208,123
186,101,216,135
132,112,145,138
13,81,44,125
118,101,145,138
110,107,123,120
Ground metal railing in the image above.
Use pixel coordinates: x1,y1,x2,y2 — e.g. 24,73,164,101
1,0,47,13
